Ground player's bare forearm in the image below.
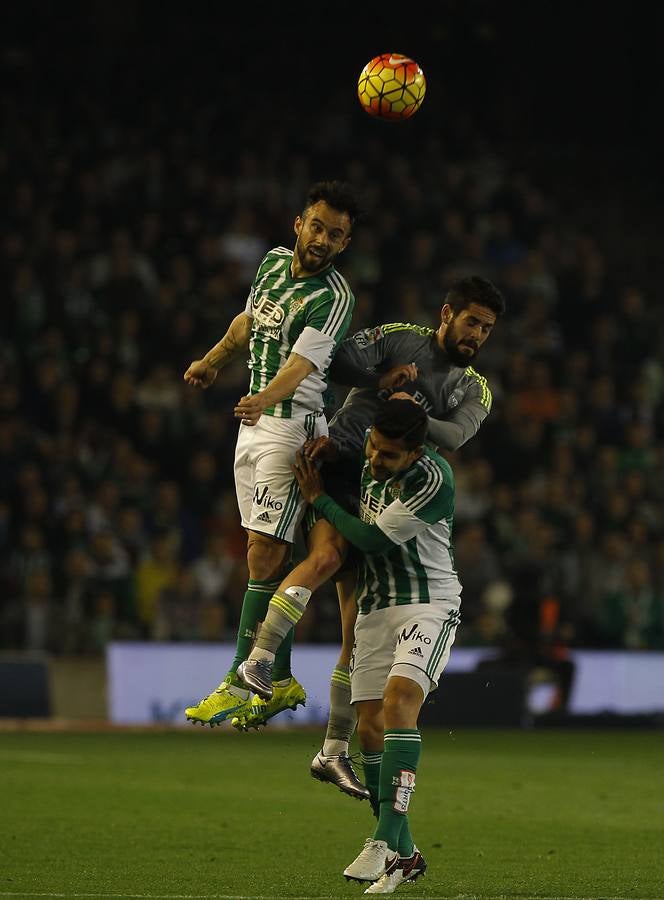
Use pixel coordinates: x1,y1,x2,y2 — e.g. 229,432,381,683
184,313,252,389
203,313,252,369
262,352,315,406
245,353,314,409
234,353,316,425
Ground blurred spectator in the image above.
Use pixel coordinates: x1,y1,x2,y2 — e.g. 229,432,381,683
55,547,93,655
88,530,134,625
453,522,503,632
598,559,664,649
190,530,237,605
7,525,51,597
23,569,56,652
184,450,220,519
134,531,179,633
0,36,661,659
153,566,225,642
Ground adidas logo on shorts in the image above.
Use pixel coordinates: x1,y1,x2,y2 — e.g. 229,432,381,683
408,646,424,657
256,512,272,523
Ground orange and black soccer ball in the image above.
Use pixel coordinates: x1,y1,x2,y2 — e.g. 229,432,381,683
357,53,426,121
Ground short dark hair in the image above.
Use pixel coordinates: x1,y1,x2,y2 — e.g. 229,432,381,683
373,399,428,450
445,276,506,318
304,181,362,228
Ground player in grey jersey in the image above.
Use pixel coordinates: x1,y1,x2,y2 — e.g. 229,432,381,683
328,316,494,459
235,276,504,796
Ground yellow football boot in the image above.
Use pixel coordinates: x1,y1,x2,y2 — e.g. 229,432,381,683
185,681,251,726
231,676,306,731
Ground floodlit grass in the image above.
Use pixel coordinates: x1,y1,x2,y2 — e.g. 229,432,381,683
1,727,662,898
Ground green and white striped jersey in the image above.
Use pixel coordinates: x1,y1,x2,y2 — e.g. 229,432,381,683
244,247,355,418
356,437,462,614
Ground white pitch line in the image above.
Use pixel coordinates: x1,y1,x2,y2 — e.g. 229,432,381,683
0,893,661,900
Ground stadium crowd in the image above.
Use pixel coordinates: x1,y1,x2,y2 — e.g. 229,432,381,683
1,37,663,662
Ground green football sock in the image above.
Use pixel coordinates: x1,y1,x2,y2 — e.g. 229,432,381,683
226,579,280,682
272,626,294,680
373,729,421,852
361,749,383,819
398,818,415,858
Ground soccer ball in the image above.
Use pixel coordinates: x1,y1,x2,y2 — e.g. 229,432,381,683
357,53,426,121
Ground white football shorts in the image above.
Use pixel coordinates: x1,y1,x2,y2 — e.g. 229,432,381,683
234,412,327,544
350,601,461,702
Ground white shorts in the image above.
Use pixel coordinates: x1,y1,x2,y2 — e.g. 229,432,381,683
234,413,327,544
350,602,461,703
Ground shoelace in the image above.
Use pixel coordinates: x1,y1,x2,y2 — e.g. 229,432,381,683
251,659,273,678
194,682,228,704
345,752,364,773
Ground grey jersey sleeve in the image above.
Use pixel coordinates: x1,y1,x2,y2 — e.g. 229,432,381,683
329,325,417,388
427,378,491,452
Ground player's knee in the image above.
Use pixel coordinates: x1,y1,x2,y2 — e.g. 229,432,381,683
308,543,343,580
356,714,382,750
383,677,425,728
247,537,289,581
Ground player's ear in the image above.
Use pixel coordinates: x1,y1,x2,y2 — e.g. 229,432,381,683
441,303,453,325
339,236,351,253
294,216,303,237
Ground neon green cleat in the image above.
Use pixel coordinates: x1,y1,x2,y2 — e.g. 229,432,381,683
185,681,251,727
231,676,306,731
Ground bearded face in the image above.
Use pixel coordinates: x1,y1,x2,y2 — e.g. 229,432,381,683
439,302,497,366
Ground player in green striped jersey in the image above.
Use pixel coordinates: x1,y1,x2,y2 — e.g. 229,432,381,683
182,181,360,727
292,399,461,891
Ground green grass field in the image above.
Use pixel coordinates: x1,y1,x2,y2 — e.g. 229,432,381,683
1,727,662,899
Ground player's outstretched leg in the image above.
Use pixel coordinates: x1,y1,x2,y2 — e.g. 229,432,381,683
237,519,346,698
184,575,279,725
310,564,369,798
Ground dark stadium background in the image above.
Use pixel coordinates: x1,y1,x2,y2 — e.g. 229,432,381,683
1,1,663,721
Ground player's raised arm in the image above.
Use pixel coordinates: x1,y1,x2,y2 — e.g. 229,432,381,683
328,326,390,387
183,312,252,389
330,324,426,392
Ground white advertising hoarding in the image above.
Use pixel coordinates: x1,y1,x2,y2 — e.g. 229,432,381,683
107,642,664,725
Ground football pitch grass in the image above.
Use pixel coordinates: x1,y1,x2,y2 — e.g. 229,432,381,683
1,727,662,899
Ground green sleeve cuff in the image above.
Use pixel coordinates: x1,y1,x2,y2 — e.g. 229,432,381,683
312,494,396,554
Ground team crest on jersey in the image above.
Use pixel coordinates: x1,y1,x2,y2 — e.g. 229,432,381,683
353,325,383,348
288,296,306,316
388,482,402,499
447,387,465,410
